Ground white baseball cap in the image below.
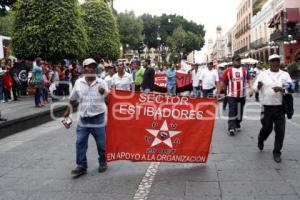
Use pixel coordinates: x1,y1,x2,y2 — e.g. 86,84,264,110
83,58,97,66
268,54,281,61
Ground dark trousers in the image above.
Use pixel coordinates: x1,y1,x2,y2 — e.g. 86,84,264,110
223,96,228,110
228,97,246,130
12,84,18,100
259,105,286,156
255,91,259,102
203,88,215,98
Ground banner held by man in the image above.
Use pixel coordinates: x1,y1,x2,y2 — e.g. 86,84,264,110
106,90,217,163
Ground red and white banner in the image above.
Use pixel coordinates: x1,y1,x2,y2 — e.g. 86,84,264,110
106,90,217,163
154,72,192,93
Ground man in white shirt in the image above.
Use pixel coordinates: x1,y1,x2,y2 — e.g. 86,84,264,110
251,54,293,163
191,63,202,97
200,61,219,98
64,58,109,177
112,62,134,91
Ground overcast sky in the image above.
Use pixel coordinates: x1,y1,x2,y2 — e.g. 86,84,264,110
114,0,241,61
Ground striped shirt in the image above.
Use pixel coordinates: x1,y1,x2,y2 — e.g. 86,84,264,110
223,67,249,98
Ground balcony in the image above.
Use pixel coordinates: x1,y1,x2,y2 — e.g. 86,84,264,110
270,30,285,41
250,38,268,49
234,46,249,55
270,28,300,42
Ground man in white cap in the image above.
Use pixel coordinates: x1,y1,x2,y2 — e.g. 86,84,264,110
250,54,293,163
64,58,108,177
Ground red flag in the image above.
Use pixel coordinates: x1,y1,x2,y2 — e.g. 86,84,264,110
106,90,217,163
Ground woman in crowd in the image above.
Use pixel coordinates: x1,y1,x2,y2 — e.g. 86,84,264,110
30,58,44,107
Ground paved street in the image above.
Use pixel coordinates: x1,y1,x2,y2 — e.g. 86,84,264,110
0,95,300,200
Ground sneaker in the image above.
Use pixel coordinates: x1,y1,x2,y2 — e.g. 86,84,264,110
228,129,235,136
98,163,107,173
71,166,87,176
273,154,282,163
236,127,241,132
258,137,264,151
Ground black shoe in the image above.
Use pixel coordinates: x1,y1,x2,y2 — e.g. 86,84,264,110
71,167,87,177
258,137,264,151
273,154,282,163
228,129,235,136
0,118,7,122
98,163,107,173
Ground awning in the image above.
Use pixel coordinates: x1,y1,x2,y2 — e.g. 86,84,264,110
286,8,300,23
268,12,282,28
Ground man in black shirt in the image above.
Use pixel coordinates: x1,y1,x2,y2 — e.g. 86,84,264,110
141,59,155,92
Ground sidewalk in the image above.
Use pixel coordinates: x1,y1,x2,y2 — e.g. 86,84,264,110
0,96,67,139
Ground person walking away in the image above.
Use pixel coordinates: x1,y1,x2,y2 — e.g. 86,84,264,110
134,61,144,91
250,54,293,163
191,63,202,97
222,55,252,136
64,58,108,177
165,65,176,95
141,59,155,93
112,62,134,91
200,61,219,98
30,58,44,107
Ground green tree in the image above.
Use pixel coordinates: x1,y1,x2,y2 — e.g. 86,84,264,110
140,14,205,51
167,26,186,53
0,0,16,16
82,0,120,61
0,11,13,36
12,0,87,63
140,14,160,48
117,11,144,52
167,26,204,61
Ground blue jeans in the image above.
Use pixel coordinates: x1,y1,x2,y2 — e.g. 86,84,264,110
76,113,106,169
167,85,176,95
42,86,48,101
193,87,201,97
34,82,43,106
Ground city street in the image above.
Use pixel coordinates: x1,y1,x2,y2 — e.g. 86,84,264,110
0,96,300,200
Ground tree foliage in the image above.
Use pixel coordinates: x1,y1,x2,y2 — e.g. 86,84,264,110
82,0,120,61
0,11,13,36
117,11,144,50
140,13,205,52
167,26,204,56
0,0,16,16
140,14,160,48
12,0,87,63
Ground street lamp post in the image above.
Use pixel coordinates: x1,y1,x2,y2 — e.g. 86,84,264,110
284,35,297,63
157,25,162,67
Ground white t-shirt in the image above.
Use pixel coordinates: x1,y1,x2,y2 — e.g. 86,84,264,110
70,77,108,117
104,75,113,89
253,69,292,106
200,68,219,90
112,72,133,91
191,68,202,87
